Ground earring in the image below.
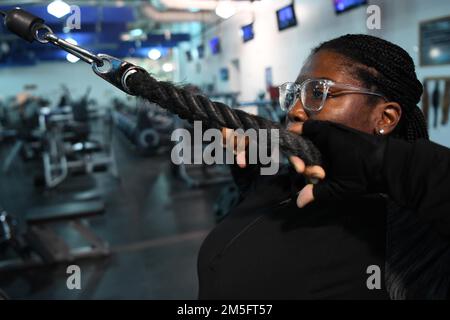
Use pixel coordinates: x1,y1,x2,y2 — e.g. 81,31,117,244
378,129,385,135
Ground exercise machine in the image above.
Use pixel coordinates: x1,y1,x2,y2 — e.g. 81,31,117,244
36,96,118,188
0,202,109,272
112,97,175,155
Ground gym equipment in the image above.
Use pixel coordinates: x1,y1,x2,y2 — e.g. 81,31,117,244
443,80,450,126
207,92,241,108
112,98,175,155
0,100,112,270
1,113,112,184
432,81,440,129
35,93,118,188
422,77,450,128
0,288,8,300
0,208,20,252
0,8,322,166
1,94,48,172
1,85,117,188
0,201,109,272
170,120,233,188
422,80,430,127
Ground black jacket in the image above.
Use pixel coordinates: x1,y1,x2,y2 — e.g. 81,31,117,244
197,138,450,299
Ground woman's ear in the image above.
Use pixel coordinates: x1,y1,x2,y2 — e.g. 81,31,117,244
374,102,402,135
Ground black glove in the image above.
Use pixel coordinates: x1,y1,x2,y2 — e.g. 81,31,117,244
302,120,450,238
301,120,388,202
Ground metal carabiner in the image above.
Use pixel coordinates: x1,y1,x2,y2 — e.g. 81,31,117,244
44,33,104,66
37,28,145,95
41,33,145,94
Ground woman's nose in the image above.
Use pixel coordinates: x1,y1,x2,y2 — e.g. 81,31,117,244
287,99,309,123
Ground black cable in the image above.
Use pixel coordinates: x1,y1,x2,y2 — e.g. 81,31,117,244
127,71,322,166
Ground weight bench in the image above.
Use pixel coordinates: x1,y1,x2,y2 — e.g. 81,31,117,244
0,200,110,272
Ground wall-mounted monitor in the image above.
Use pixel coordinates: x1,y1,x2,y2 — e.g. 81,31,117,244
220,68,229,81
276,4,297,31
420,15,450,66
241,23,255,42
197,45,205,59
334,0,368,14
209,37,221,55
185,50,192,62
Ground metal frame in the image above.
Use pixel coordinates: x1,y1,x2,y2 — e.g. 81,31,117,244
39,108,119,188
0,205,109,273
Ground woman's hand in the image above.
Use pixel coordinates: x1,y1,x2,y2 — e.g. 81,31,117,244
289,120,387,208
221,128,249,168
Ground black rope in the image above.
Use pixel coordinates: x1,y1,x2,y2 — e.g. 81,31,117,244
127,71,322,166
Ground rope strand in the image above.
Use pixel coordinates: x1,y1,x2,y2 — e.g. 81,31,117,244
127,71,322,166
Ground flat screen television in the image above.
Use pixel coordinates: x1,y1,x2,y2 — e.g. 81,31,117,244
185,50,192,62
334,0,368,14
209,37,221,55
420,16,450,66
220,68,229,81
241,23,254,42
197,45,205,59
276,4,297,31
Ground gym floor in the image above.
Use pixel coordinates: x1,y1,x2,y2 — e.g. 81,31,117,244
0,129,222,299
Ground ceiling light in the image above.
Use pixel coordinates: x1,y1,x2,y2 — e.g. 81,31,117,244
162,63,174,73
130,29,144,37
148,49,162,60
47,0,71,19
65,38,79,63
215,1,236,19
66,53,80,63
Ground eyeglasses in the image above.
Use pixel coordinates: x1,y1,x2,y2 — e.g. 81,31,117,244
278,79,387,113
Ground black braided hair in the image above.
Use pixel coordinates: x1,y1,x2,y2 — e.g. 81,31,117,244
127,71,322,166
312,34,428,142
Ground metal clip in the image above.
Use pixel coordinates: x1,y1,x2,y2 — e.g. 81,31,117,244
41,31,145,95
44,33,104,66
92,54,146,95
42,33,145,94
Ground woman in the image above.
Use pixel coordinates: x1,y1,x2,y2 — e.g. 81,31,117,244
197,34,450,299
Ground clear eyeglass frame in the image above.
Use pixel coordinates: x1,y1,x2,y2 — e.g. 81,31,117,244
278,79,387,113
